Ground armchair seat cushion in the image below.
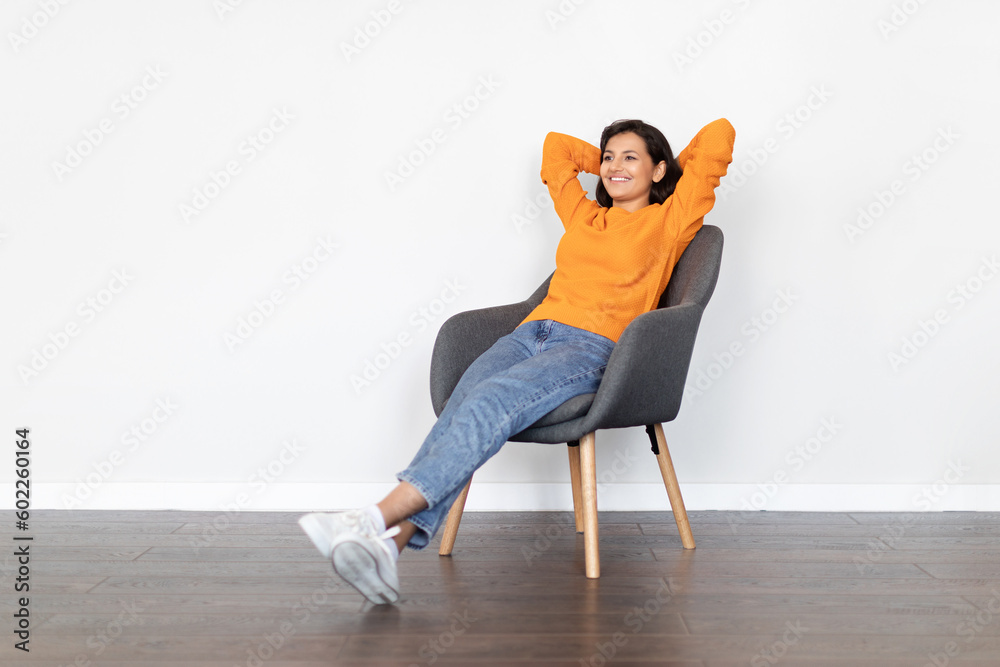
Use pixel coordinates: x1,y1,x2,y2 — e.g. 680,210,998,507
527,393,595,429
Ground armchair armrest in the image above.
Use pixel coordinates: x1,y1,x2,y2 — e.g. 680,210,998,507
429,274,552,417
582,302,706,430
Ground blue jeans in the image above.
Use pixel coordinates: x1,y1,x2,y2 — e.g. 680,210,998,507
396,319,616,550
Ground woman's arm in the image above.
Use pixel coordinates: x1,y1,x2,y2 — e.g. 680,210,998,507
668,118,736,242
540,132,602,231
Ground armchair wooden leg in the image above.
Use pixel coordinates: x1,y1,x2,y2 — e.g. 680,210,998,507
579,431,600,578
438,477,472,556
567,443,584,533
652,423,695,549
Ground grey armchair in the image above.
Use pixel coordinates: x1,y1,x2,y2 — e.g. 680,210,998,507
429,225,724,578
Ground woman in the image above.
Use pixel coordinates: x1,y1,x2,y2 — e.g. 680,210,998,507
299,117,736,605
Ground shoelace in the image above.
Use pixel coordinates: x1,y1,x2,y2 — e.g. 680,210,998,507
348,510,402,541
366,519,401,558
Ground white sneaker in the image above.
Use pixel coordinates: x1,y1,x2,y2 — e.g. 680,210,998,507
298,510,381,559
331,529,401,605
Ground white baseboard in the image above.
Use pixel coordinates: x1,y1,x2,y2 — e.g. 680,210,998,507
7,482,1000,512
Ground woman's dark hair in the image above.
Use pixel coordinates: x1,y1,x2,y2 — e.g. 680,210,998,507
595,119,683,208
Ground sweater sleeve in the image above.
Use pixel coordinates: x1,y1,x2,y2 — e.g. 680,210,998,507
668,118,736,243
540,132,602,231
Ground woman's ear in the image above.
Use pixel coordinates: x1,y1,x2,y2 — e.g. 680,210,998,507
652,160,667,183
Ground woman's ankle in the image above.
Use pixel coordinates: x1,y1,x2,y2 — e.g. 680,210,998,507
392,521,419,553
377,482,429,527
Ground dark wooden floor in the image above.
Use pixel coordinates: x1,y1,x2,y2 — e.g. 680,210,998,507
3,510,1000,665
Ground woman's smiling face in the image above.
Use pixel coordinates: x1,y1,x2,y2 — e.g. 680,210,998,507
599,131,666,212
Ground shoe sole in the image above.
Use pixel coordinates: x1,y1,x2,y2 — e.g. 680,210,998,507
298,514,334,559
331,538,400,605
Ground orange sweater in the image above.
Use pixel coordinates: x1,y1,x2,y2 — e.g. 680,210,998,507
519,118,736,343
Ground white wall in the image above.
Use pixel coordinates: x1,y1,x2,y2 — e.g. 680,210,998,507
3,0,998,514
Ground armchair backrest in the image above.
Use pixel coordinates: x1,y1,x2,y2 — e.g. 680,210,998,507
659,225,724,311
527,224,724,314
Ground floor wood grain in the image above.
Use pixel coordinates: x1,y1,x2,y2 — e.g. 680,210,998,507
2,510,999,665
